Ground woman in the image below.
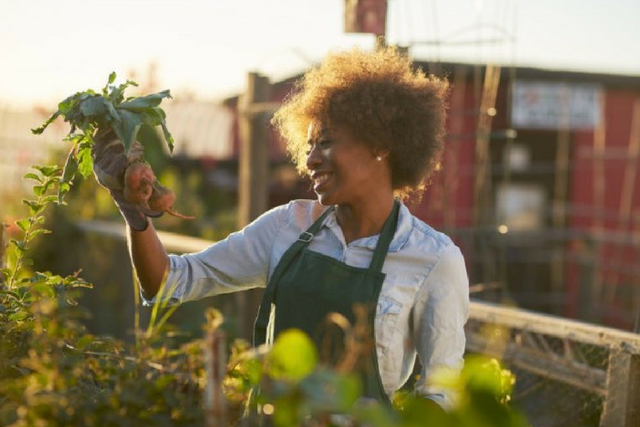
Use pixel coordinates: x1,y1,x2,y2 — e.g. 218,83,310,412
93,47,469,409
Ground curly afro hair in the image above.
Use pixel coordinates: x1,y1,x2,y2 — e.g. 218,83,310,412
272,46,449,198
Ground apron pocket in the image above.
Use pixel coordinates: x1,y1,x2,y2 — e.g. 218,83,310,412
375,296,402,354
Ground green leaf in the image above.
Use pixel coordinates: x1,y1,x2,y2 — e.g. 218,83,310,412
23,199,44,216
32,165,59,177
118,90,171,111
41,195,58,204
58,91,94,115
272,396,300,427
31,111,60,135
160,121,174,153
104,99,119,124
33,185,46,197
58,182,70,197
32,282,56,298
243,357,263,385
268,329,317,382
79,96,109,117
58,148,78,203
10,239,26,253
62,149,79,181
57,94,80,116
15,219,30,232
0,289,22,300
108,79,138,104
108,71,116,84
111,109,143,152
23,172,43,182
26,229,51,242
9,311,28,321
76,145,94,178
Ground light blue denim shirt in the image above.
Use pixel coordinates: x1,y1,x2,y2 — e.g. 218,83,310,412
145,199,469,408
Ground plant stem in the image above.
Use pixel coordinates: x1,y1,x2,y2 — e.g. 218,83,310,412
6,219,33,289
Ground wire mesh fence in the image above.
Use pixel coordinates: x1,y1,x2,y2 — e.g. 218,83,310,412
465,300,640,427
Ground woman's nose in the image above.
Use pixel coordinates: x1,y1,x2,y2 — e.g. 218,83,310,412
306,145,321,170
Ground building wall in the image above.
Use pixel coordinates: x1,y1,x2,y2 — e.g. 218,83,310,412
567,88,640,327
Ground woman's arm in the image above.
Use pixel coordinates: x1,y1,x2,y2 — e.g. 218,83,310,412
413,244,470,409
131,202,292,306
127,220,169,299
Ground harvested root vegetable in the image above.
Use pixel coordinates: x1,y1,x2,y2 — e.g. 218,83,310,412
122,160,195,220
148,181,195,220
123,162,155,205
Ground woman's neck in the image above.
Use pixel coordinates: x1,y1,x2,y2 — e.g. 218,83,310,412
335,194,395,244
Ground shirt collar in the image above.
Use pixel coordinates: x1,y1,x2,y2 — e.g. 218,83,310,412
322,201,412,252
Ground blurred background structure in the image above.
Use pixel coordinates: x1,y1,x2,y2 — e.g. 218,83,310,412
1,1,640,426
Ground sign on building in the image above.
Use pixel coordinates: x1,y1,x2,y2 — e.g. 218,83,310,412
511,80,602,130
344,0,387,36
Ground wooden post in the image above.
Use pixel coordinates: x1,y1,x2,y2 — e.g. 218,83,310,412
591,97,607,317
600,346,640,427
473,65,502,285
550,88,571,315
204,329,228,427
238,72,271,228
236,72,272,341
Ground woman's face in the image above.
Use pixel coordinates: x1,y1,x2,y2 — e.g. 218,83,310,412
305,122,388,207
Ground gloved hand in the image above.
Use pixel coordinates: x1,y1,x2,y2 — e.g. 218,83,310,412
91,130,161,231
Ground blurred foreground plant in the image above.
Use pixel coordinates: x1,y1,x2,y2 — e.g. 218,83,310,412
222,328,527,427
0,166,204,427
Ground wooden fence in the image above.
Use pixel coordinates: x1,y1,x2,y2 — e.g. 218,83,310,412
466,300,640,427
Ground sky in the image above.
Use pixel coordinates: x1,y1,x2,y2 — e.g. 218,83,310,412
1,0,639,109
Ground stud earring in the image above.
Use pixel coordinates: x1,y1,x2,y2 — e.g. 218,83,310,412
376,156,382,161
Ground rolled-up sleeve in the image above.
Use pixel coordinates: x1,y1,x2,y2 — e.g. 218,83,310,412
142,203,288,306
412,244,470,409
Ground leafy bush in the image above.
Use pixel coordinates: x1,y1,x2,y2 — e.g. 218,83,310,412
0,166,205,427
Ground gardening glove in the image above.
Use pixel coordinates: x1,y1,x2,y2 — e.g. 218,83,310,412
91,130,161,231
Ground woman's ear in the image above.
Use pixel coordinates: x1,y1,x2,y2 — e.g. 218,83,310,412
374,149,390,162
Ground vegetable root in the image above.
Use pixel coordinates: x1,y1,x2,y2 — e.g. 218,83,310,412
123,162,155,205
148,181,195,220
122,161,194,220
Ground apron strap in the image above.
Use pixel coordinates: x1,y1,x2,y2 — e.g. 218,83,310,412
368,200,400,274
253,206,334,346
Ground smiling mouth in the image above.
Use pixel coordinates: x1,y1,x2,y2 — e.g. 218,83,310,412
312,172,332,190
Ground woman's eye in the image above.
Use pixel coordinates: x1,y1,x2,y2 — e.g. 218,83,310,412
317,139,332,149
305,139,332,156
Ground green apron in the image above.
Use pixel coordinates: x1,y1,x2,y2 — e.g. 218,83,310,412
253,200,400,403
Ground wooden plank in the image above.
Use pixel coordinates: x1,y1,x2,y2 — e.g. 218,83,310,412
469,300,640,352
466,332,607,396
75,220,213,253
600,348,640,427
